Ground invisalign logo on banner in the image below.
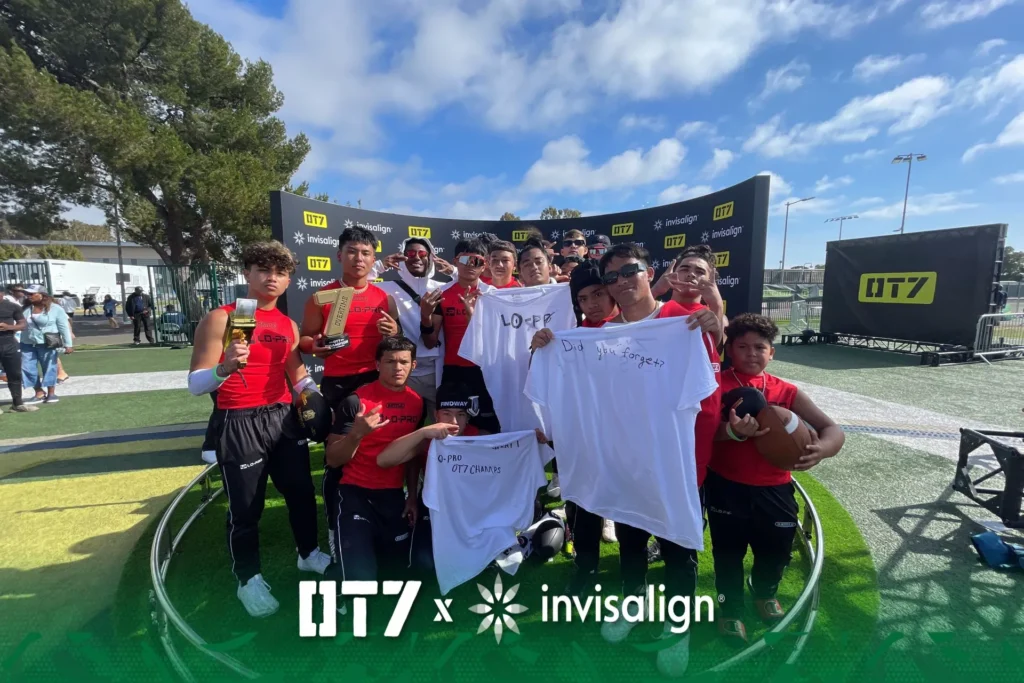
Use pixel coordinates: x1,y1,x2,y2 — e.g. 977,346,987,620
304,234,337,247
409,226,431,239
664,234,686,249
307,256,331,271
512,230,529,242
345,219,392,235
712,225,743,239
717,275,740,288
714,252,730,268
611,223,634,237
303,211,327,228
665,215,698,227
713,202,734,221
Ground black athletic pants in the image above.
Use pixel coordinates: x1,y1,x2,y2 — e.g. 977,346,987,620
441,364,500,433
132,312,154,343
616,522,699,602
705,470,799,618
0,340,23,407
215,402,319,585
320,370,379,545
566,502,602,573
327,485,432,583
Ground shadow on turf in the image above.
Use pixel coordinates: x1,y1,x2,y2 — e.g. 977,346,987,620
0,450,200,485
772,344,920,371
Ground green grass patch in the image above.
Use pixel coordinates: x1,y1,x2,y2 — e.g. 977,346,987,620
61,347,191,376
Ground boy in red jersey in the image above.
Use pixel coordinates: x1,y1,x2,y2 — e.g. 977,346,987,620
487,240,522,289
419,239,498,432
188,241,330,618
708,314,844,644
300,225,402,546
325,337,429,591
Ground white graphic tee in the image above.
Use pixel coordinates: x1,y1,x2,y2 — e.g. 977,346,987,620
458,284,575,435
423,431,547,595
524,317,717,550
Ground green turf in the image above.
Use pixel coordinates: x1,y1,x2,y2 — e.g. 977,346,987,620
60,347,192,376
770,344,1024,426
0,389,209,440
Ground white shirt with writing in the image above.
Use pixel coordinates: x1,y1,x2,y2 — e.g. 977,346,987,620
524,317,717,550
458,284,574,436
423,430,547,595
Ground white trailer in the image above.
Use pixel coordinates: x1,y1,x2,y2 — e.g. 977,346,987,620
1,259,150,303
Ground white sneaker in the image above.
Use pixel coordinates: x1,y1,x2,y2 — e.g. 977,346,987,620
600,597,642,643
237,574,279,618
602,518,617,543
201,450,217,465
546,474,561,499
656,626,691,678
297,548,331,575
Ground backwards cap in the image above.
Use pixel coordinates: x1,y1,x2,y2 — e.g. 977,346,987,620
435,383,480,416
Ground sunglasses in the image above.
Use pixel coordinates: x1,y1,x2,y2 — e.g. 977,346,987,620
601,262,644,285
457,254,485,268
404,249,429,258
562,239,586,248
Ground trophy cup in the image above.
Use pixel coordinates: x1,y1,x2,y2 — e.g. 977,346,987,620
223,298,258,368
314,287,355,351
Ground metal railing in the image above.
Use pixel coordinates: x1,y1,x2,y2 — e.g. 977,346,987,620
147,263,247,346
150,471,825,681
973,312,1024,362
763,269,825,286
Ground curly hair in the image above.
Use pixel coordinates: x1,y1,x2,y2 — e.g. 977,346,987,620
725,313,778,345
242,240,297,274
675,244,715,270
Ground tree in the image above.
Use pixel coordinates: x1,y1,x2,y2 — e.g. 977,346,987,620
499,212,521,221
36,244,85,261
1003,246,1024,281
0,244,28,261
539,207,582,220
0,0,309,267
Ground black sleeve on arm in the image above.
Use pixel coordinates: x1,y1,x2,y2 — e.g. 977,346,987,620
12,305,24,322
418,401,429,429
331,395,362,436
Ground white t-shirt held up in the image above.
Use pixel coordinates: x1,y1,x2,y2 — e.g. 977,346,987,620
524,317,718,550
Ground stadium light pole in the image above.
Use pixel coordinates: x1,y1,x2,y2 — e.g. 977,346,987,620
892,153,927,234
781,197,815,271
825,215,858,241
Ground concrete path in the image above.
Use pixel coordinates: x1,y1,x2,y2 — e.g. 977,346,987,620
13,370,186,400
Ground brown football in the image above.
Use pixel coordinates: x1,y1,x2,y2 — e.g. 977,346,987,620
754,406,814,470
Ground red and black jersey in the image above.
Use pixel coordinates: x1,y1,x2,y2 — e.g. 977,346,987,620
657,299,722,487
711,370,798,486
435,282,481,367
216,303,294,410
319,281,389,378
332,382,425,489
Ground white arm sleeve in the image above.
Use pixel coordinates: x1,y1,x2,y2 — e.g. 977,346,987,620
188,366,228,396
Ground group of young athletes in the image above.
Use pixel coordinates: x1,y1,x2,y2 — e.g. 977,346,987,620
187,224,845,677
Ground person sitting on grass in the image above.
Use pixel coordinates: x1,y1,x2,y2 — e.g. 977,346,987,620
707,313,845,644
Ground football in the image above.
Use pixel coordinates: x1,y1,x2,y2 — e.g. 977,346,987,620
754,405,814,470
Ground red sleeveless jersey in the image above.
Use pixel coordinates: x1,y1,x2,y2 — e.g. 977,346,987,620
657,300,722,487
216,303,294,410
436,282,480,367
319,281,389,378
341,382,424,489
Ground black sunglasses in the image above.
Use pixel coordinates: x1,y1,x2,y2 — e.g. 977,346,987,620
602,262,644,285
562,239,586,248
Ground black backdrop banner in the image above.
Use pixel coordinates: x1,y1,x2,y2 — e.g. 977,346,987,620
270,176,769,375
820,224,1007,347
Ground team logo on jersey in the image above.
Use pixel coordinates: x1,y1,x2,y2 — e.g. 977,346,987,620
611,223,634,237
307,256,331,271
408,226,431,239
303,211,328,229
712,202,734,221
858,272,936,304
664,234,686,249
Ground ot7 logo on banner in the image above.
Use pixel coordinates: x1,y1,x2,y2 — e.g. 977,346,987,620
858,272,937,304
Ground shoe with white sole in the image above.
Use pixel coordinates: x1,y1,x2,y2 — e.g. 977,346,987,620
297,548,332,575
600,596,642,643
656,626,691,678
9,404,39,413
237,574,279,618
602,518,617,543
201,450,217,465
546,474,561,499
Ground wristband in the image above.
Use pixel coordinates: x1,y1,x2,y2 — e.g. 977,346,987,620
295,376,319,395
420,322,434,334
726,423,747,442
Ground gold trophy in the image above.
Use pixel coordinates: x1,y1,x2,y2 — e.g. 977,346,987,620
223,298,258,368
314,288,355,351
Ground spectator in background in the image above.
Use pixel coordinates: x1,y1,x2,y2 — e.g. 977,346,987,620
588,234,611,261
125,286,155,345
82,293,98,316
560,229,589,262
1,283,38,414
103,294,120,328
561,255,584,277
21,284,73,405
161,304,185,327
58,292,77,319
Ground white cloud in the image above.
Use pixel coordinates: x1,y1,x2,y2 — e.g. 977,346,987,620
814,175,855,193
619,114,665,132
994,171,1024,183
657,183,714,205
752,60,810,106
850,196,886,207
963,112,1024,161
859,192,979,219
844,148,886,163
522,135,685,193
958,55,1024,110
757,171,793,199
744,76,952,158
976,39,1008,57
675,121,716,140
852,54,925,81
337,157,399,180
920,1,1019,30
701,149,736,179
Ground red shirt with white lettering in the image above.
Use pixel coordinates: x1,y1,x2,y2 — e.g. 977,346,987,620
657,300,722,487
216,303,294,410
332,382,426,489
319,281,389,378
435,282,481,367
710,370,798,486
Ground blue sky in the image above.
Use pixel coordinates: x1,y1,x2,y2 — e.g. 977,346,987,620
73,0,1024,267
